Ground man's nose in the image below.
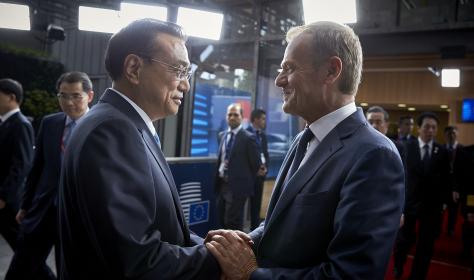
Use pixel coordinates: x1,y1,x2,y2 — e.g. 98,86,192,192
275,72,287,88
178,79,190,94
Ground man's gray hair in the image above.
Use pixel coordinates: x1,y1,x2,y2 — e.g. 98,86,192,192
286,21,363,95
367,105,389,121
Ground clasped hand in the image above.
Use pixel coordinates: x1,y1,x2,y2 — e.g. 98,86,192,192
205,230,258,280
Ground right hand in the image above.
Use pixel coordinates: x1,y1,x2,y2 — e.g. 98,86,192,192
0,199,5,210
16,209,27,224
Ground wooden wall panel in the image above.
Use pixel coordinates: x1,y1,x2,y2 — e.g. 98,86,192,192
357,57,474,145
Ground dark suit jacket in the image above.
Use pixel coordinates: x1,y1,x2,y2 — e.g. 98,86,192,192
404,139,451,216
246,125,269,168
249,109,405,279
215,128,260,197
20,112,65,233
454,145,474,214
0,111,34,211
58,89,218,280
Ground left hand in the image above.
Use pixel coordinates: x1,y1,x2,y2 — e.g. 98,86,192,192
205,229,254,247
206,230,257,280
0,199,6,210
257,165,267,177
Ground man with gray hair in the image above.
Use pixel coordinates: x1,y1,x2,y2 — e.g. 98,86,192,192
206,21,405,279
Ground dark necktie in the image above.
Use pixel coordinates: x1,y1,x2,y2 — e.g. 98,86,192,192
422,144,430,172
61,121,76,153
225,132,234,161
286,128,314,180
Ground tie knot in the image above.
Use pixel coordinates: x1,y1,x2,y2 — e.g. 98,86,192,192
423,144,429,150
300,128,314,143
68,120,76,128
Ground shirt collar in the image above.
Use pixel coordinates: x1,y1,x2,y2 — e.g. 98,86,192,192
418,137,433,149
66,107,89,125
228,125,242,135
308,102,356,143
1,108,20,122
110,88,157,136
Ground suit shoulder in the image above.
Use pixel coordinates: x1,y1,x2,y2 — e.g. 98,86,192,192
41,112,65,123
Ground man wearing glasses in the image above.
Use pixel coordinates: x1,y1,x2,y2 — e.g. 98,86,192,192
58,19,220,279
6,71,93,280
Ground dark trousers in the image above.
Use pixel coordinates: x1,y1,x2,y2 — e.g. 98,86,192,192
6,206,58,280
216,181,247,231
393,212,442,280
0,204,19,250
446,200,459,234
250,176,264,230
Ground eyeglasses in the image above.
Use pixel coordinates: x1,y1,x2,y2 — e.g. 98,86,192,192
142,56,193,81
57,93,86,101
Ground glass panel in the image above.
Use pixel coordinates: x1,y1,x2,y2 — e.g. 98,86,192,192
189,42,255,157
256,40,299,178
222,3,258,39
261,1,303,37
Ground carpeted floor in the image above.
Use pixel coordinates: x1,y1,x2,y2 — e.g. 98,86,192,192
384,211,472,280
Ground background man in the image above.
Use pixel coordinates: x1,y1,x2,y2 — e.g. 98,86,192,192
215,103,260,231
58,19,218,279
0,78,34,250
207,21,405,280
444,125,462,236
246,109,269,230
366,105,407,227
453,144,474,261
6,72,94,280
393,112,451,280
398,115,415,142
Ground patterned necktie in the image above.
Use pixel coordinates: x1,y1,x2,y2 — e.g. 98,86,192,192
286,128,314,181
61,121,76,153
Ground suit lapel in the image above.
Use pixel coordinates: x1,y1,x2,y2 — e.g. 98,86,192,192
262,109,364,237
141,131,189,238
264,132,343,232
264,142,297,222
52,114,66,168
101,90,189,238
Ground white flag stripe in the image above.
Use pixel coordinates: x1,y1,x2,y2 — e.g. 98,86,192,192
180,182,201,187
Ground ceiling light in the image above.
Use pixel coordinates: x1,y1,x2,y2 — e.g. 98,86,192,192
302,0,357,24
398,104,407,108
441,69,460,87
440,105,448,109
360,102,369,107
0,3,30,31
408,107,416,111
177,7,223,40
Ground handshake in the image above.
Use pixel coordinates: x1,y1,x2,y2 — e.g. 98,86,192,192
204,229,258,280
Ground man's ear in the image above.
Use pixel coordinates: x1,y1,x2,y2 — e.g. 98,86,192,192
86,90,94,103
123,54,142,85
325,56,342,84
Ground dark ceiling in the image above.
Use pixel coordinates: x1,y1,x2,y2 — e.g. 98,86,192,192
6,0,474,57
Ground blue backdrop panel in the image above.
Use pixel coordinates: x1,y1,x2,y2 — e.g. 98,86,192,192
168,157,218,238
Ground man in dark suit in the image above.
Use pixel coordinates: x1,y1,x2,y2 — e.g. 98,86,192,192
58,19,219,279
393,112,451,280
453,145,474,260
366,105,407,227
215,103,260,231
6,72,94,280
0,78,34,250
444,125,462,236
246,109,269,230
398,115,416,142
206,21,405,280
